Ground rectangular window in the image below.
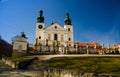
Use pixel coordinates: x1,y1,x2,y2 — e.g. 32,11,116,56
54,34,57,40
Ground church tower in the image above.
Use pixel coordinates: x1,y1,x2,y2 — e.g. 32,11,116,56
64,12,74,47
36,10,45,45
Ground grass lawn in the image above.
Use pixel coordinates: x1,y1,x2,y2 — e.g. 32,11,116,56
5,56,34,62
50,57,120,74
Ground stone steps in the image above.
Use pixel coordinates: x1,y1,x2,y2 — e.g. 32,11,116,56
0,60,13,71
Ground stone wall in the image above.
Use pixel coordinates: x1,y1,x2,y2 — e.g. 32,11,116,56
2,57,38,69
2,58,18,68
43,68,120,77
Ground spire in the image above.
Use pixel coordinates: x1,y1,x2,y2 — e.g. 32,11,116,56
66,13,69,18
40,10,43,16
37,9,44,23
64,12,72,25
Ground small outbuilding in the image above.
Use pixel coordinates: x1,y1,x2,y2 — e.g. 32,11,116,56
12,32,28,57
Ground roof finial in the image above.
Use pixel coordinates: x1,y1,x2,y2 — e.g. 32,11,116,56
51,21,54,25
40,9,43,17
66,12,69,18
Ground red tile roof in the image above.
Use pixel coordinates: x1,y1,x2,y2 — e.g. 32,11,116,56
111,45,119,49
74,42,102,47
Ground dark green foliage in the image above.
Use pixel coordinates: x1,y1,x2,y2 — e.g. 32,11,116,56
0,37,12,57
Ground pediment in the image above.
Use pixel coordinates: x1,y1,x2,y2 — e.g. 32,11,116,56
46,23,65,30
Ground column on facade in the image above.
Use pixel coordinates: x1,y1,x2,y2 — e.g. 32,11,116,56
50,34,54,52
58,34,61,53
64,34,67,54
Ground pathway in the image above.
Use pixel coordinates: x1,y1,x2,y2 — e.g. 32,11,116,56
33,54,120,60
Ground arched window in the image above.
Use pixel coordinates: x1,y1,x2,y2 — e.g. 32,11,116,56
54,34,58,40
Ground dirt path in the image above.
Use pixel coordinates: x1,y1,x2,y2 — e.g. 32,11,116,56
33,54,120,60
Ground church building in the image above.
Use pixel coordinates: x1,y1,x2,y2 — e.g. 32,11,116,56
34,10,74,54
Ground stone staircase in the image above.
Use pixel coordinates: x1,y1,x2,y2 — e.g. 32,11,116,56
0,60,14,71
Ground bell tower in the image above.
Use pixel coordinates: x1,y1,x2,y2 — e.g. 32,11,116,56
36,9,45,45
64,12,74,47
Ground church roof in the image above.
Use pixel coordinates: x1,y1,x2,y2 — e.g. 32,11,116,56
13,32,27,42
13,36,27,42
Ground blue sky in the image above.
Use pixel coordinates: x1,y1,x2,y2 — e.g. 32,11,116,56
0,0,120,46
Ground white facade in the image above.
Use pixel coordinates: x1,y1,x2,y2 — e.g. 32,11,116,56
13,34,28,52
34,10,74,53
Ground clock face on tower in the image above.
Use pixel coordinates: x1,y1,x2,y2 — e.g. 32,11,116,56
38,25,43,29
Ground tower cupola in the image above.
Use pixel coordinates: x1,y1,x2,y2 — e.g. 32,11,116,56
37,10,44,23
21,32,26,38
64,12,72,25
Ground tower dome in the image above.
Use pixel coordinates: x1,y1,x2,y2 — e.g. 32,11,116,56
37,9,44,23
64,12,72,25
